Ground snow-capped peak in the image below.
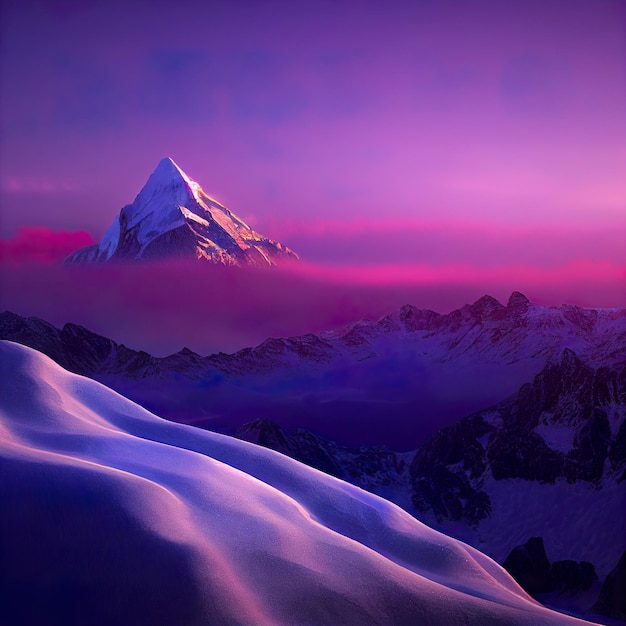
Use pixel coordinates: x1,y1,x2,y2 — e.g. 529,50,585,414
134,156,200,208
140,157,201,200
64,157,300,267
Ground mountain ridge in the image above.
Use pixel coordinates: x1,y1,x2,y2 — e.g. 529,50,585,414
1,293,624,450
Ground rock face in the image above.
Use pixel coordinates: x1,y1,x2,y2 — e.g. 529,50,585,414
502,538,597,597
65,157,299,266
236,418,409,492
592,551,626,621
503,537,554,596
485,349,623,487
409,415,493,525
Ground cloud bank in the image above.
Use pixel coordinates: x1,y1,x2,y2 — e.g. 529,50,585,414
0,244,622,356
0,227,95,264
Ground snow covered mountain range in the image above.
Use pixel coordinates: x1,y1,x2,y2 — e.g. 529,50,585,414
65,157,299,266
1,340,594,625
2,293,623,449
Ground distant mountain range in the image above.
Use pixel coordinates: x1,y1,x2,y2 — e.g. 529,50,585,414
2,292,623,449
65,157,298,266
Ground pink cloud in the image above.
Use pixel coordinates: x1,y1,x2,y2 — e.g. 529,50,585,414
0,227,95,264
0,258,623,357
264,215,626,241
1,177,81,194
285,259,625,287
263,216,626,269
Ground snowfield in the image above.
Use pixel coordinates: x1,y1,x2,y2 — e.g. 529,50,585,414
0,341,596,625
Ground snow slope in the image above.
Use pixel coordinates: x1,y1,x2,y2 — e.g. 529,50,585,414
0,341,595,625
64,157,299,266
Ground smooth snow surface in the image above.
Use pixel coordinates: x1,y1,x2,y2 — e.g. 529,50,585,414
0,342,598,625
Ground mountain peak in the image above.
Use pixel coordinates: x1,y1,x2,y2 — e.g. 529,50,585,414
470,295,504,316
155,155,183,174
153,156,192,182
507,291,530,312
65,157,300,267
140,156,201,203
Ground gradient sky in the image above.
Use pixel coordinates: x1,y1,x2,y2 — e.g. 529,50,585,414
0,0,624,352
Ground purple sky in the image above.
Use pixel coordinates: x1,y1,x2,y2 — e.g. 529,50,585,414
0,0,624,352
2,0,624,233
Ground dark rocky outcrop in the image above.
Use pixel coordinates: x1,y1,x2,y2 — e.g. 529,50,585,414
591,551,626,621
550,560,597,595
503,538,598,598
0,311,155,379
503,537,553,596
410,415,493,478
236,418,407,489
409,416,493,525
411,465,491,525
564,409,611,483
485,351,624,486
488,430,564,483
505,349,595,431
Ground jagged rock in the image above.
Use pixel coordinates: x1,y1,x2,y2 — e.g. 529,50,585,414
411,464,491,525
591,551,626,621
564,409,611,483
508,349,594,431
503,537,553,596
550,560,597,595
504,539,601,601
287,429,345,477
398,305,439,332
410,415,493,479
507,291,530,314
488,430,564,483
235,418,291,454
469,295,506,320
409,415,493,525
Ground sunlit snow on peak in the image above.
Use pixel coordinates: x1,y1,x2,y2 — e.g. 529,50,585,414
64,157,300,266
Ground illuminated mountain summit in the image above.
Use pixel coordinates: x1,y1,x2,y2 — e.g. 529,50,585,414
65,157,299,266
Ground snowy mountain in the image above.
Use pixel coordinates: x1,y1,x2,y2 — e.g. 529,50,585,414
0,340,593,625
2,293,624,449
65,157,299,266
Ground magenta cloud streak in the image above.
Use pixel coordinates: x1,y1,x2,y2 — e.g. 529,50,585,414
0,227,95,264
1,250,623,356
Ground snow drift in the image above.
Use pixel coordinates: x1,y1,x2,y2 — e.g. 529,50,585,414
0,341,594,625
